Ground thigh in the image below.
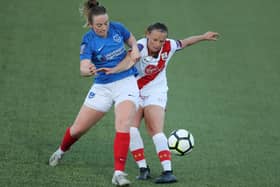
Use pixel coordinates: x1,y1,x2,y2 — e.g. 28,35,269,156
71,105,105,138
113,76,139,109
131,106,144,128
84,84,113,112
113,76,140,132
71,84,112,137
114,100,137,132
143,105,165,137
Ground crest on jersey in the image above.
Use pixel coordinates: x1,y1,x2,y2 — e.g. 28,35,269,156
113,34,121,43
95,54,107,62
145,64,160,75
161,52,168,60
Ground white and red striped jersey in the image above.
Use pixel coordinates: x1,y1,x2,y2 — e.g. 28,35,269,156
135,38,182,95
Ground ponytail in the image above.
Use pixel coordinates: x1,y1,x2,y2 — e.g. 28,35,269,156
82,0,106,26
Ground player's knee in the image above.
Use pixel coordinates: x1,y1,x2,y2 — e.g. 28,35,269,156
115,119,132,131
147,125,162,137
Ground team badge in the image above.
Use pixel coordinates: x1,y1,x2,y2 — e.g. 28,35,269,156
113,34,121,43
145,64,159,75
161,52,168,60
95,54,107,62
88,92,95,99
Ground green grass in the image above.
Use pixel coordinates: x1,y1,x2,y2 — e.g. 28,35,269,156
1,0,280,186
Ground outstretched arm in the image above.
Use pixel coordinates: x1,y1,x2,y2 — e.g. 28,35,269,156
180,31,219,49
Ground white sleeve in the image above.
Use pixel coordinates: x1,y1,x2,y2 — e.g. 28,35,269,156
137,38,146,52
170,39,183,52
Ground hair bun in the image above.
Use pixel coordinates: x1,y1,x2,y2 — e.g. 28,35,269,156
83,0,106,26
88,0,99,8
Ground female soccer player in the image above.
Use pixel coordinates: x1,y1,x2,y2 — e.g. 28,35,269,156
101,22,219,183
48,0,140,186
131,23,218,183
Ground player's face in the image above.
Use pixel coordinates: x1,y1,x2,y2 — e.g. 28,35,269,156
146,30,168,53
91,14,109,37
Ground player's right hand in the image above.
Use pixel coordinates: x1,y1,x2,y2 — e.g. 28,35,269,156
130,48,141,63
88,63,97,75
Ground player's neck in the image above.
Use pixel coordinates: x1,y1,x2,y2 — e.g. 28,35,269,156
148,48,159,58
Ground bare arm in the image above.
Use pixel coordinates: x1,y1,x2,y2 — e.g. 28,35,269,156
93,33,140,75
80,59,97,77
180,31,219,49
126,33,140,62
96,53,135,74
96,33,140,74
109,53,134,73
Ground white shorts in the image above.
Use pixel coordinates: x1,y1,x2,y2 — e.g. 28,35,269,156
139,92,167,108
84,76,139,112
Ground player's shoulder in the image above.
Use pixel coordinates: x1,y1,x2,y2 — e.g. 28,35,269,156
137,38,146,44
82,29,95,43
110,21,126,30
137,38,147,52
166,38,176,44
166,38,181,50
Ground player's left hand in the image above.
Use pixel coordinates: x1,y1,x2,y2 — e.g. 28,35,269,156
203,32,219,41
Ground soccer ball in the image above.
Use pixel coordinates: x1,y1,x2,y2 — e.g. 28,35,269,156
168,129,194,156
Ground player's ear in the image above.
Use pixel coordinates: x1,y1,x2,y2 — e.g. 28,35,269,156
145,29,150,38
89,22,93,27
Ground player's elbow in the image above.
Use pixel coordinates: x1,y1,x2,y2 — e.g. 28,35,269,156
80,67,88,77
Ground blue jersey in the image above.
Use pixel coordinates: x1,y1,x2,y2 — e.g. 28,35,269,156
80,22,137,84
